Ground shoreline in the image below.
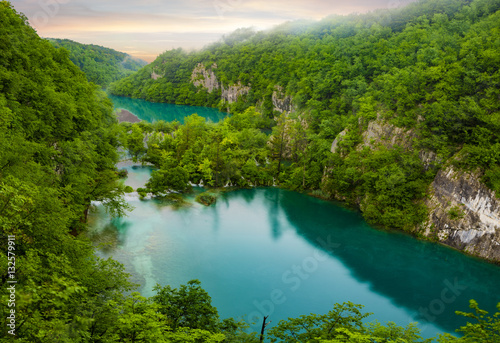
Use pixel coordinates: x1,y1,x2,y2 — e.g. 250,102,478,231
115,108,141,123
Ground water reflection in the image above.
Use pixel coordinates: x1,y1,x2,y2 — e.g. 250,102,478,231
89,185,500,339
277,189,500,335
265,188,284,240
88,222,123,253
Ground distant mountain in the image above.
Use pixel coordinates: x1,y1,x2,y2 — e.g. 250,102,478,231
48,38,148,88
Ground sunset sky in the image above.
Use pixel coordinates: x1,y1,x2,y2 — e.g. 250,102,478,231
15,0,415,62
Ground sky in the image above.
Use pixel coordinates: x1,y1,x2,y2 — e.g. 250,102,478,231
14,0,415,63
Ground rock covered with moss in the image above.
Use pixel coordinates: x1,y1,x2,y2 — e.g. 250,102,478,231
195,192,217,206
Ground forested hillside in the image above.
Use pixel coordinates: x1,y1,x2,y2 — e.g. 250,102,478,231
0,2,250,341
1,0,500,341
49,38,147,88
111,0,500,260
0,0,127,339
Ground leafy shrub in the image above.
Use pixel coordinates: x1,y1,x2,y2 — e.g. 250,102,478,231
448,205,465,220
124,185,134,193
117,168,128,178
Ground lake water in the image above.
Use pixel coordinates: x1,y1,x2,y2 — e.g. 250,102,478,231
89,164,500,340
108,94,225,123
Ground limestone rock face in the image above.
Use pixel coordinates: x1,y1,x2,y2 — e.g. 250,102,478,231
329,117,416,156
330,129,348,154
221,81,250,103
191,63,219,92
422,167,500,263
358,118,417,151
272,86,294,113
151,71,162,80
330,117,437,166
190,63,249,104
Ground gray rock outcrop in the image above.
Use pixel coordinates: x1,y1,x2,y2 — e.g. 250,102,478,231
221,81,250,103
151,70,162,80
358,119,416,150
422,167,500,262
331,129,348,154
190,63,249,104
191,63,219,92
272,86,294,113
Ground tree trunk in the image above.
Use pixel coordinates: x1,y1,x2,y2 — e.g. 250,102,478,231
259,315,269,343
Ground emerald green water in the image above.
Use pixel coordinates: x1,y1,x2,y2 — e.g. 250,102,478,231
93,98,500,339
108,94,225,123
89,165,500,339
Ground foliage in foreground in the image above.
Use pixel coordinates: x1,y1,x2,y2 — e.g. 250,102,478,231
0,1,131,340
268,302,430,343
267,300,500,343
438,300,500,343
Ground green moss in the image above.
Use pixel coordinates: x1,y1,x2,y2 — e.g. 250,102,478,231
448,205,465,220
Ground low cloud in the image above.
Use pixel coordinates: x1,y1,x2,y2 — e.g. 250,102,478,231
14,0,416,62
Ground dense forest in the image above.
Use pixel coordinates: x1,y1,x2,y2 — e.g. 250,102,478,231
112,0,500,232
49,38,147,88
1,0,500,341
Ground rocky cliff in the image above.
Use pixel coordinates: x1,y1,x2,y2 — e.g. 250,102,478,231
330,129,348,154
358,118,417,151
190,63,249,104
422,167,500,262
191,63,219,92
221,81,250,104
190,65,295,113
326,117,500,263
151,70,162,80
272,86,294,113
330,116,416,152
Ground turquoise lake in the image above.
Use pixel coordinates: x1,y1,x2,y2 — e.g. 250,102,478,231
90,98,500,339
89,166,500,340
108,94,225,123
